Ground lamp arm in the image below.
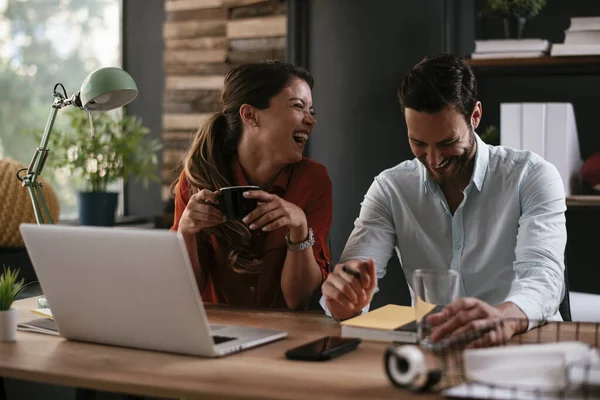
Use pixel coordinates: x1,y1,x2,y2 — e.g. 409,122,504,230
16,87,81,224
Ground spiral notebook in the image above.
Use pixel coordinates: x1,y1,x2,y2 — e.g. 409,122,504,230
17,308,58,336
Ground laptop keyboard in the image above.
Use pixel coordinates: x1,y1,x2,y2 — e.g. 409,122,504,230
212,335,236,345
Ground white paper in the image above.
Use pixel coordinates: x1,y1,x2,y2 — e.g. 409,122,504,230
445,382,593,400
444,342,600,399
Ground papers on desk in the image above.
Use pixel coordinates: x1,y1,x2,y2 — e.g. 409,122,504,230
444,342,600,399
31,307,53,319
445,382,596,400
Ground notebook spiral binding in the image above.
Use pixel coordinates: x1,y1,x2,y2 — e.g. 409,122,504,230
385,319,600,399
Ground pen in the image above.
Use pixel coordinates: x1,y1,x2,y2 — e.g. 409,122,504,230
342,264,361,280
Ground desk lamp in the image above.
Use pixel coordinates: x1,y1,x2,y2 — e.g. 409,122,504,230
16,67,138,224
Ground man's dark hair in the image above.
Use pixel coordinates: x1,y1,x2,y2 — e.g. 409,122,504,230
398,53,477,125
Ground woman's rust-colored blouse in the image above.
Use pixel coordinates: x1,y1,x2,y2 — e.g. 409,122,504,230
171,158,332,308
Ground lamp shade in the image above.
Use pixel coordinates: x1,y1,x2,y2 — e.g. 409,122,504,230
79,67,138,112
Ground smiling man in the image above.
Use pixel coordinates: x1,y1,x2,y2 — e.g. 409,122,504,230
321,53,567,345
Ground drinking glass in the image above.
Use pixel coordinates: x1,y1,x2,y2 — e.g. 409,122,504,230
412,269,460,347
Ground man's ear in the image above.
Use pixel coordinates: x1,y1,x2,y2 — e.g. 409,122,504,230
240,104,258,128
471,101,483,129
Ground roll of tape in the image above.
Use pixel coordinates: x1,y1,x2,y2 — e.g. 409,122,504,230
384,345,442,392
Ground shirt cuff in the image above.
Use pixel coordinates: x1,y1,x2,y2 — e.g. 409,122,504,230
503,294,544,331
319,295,371,319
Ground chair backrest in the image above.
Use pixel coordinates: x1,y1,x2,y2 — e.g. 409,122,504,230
559,260,572,322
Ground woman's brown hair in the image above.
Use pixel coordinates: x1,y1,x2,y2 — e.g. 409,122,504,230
172,60,313,274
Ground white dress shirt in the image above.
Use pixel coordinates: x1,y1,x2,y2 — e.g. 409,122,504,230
322,134,566,328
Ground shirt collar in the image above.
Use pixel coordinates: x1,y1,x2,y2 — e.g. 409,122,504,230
233,158,291,193
471,133,489,192
421,132,489,193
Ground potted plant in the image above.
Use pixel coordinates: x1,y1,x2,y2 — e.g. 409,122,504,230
0,266,25,341
40,109,162,226
480,0,547,39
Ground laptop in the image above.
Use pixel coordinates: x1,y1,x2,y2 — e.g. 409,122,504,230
19,223,287,357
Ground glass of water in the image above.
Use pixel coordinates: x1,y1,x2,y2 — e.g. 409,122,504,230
412,269,461,347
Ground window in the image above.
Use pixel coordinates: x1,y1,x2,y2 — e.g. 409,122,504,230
0,0,122,219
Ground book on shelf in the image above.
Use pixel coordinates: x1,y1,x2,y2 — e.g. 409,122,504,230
470,51,546,60
551,16,600,55
471,39,550,60
564,29,600,45
567,16,600,32
340,303,438,343
551,43,600,56
474,39,551,54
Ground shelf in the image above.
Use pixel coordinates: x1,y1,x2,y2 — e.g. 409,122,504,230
467,55,600,76
566,195,600,207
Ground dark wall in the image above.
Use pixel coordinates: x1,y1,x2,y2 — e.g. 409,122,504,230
302,0,474,307
123,0,165,217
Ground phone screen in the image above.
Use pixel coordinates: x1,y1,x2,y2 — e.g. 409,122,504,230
285,336,361,360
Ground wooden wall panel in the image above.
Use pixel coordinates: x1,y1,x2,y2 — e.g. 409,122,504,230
161,0,286,206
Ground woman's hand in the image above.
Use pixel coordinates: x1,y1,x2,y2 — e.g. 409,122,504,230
242,190,308,241
177,189,227,236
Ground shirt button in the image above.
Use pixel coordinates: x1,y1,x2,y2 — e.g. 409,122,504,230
456,244,462,250
253,259,259,264
250,286,255,292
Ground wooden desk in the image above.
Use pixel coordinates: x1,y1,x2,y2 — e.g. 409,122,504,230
2,297,434,400
2,298,600,400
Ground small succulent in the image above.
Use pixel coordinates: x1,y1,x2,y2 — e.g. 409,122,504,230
0,266,25,311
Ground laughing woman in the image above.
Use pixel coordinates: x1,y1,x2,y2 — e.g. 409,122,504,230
170,60,332,310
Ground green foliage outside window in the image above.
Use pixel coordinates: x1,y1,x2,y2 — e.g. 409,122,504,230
0,0,121,217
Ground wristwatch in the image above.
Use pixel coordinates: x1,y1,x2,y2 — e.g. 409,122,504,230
285,227,315,252
331,311,362,323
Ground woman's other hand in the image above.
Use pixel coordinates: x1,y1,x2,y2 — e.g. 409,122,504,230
178,189,227,236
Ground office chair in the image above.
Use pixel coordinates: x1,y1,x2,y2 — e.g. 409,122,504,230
559,260,572,322
0,377,6,400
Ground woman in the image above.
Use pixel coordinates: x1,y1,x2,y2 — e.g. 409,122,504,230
171,60,332,310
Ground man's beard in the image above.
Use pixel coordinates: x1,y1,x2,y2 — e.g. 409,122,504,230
425,131,476,185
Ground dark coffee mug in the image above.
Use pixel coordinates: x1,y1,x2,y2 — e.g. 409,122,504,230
219,186,260,221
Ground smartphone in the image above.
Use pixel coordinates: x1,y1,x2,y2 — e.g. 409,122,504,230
285,336,361,361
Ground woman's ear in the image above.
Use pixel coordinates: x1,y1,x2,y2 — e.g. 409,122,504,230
471,101,483,129
240,104,258,128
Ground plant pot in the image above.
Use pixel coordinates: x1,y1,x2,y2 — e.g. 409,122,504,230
503,16,527,39
0,308,18,341
77,191,119,226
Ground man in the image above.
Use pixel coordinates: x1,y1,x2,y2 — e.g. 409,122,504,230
321,53,566,345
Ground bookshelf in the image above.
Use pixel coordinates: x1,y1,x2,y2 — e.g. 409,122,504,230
467,55,600,75
566,195,600,207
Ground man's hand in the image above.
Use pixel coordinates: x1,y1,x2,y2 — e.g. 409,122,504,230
321,259,377,321
427,298,528,348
